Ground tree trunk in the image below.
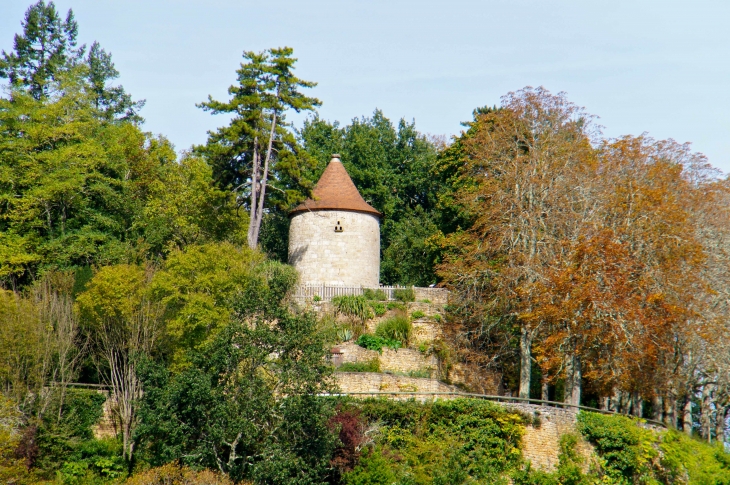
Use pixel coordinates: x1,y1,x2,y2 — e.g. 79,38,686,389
248,112,278,249
247,138,261,249
716,405,727,447
518,327,532,399
683,395,694,435
541,381,549,403
564,354,581,406
701,384,713,443
665,390,677,429
632,393,643,418
652,395,663,422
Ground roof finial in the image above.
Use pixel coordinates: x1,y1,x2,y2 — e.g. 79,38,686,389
331,154,341,162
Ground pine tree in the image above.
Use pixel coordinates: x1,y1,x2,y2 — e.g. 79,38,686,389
196,47,320,249
86,41,145,122
0,1,82,100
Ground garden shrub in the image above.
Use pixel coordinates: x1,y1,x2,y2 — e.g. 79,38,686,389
410,309,426,319
362,288,387,301
375,314,412,345
369,302,387,317
658,429,730,485
339,359,380,373
342,398,526,484
577,411,656,482
393,287,415,303
332,295,372,323
355,334,401,353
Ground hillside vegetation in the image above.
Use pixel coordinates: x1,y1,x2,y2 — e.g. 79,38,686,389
0,1,729,484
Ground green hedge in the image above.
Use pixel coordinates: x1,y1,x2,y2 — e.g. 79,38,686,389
342,399,526,484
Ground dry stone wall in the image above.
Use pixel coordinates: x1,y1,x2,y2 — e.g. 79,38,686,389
288,210,380,287
335,342,438,375
335,372,458,395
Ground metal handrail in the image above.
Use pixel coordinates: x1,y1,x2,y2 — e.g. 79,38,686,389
330,391,668,428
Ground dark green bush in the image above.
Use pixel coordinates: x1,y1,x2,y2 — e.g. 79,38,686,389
393,287,415,303
577,411,654,481
342,398,526,484
375,314,412,345
355,334,401,353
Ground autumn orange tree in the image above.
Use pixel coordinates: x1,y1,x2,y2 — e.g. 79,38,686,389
440,88,729,440
438,87,599,399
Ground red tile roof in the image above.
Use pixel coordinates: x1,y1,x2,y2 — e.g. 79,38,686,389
289,155,381,217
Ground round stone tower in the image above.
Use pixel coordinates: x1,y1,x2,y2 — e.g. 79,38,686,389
288,154,381,287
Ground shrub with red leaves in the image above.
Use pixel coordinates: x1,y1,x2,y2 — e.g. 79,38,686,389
328,406,365,474
14,425,39,469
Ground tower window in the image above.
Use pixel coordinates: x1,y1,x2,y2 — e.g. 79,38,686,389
335,221,343,232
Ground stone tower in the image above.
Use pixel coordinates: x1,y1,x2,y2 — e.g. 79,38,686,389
288,154,381,286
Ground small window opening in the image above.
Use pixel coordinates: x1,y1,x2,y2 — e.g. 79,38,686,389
334,221,343,233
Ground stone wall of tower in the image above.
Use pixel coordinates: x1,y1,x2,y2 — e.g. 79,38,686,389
288,210,380,286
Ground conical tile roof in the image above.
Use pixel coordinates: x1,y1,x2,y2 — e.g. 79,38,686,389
289,155,381,217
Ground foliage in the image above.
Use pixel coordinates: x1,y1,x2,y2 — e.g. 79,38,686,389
0,395,27,483
300,111,443,285
332,295,373,324
138,156,246,256
196,47,320,248
577,412,658,483
55,438,126,484
0,0,82,100
658,430,730,485
342,398,526,484
410,310,426,319
0,73,176,287
125,463,237,485
338,359,380,373
149,242,266,366
578,411,730,484
355,334,402,353
375,314,412,345
369,302,387,317
136,268,337,484
363,288,387,301
393,287,416,303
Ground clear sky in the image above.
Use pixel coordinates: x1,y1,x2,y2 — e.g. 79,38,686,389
2,0,729,173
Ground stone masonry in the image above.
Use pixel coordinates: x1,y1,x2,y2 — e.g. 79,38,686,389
289,210,381,287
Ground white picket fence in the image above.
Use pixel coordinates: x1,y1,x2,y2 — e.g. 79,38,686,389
292,284,448,304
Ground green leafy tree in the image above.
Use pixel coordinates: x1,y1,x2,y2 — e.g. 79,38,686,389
138,156,247,257
149,242,265,367
0,0,81,100
196,47,321,249
0,75,175,287
137,261,337,484
76,264,164,462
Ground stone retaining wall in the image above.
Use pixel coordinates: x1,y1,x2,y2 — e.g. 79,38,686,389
335,342,438,375
335,372,458,395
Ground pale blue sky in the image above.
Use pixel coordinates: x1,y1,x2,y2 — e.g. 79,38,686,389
2,0,729,172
